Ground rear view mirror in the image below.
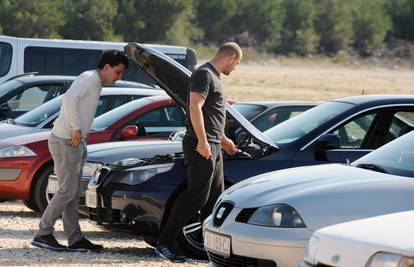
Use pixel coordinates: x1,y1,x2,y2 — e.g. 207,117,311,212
315,134,340,150
0,103,10,112
120,125,138,138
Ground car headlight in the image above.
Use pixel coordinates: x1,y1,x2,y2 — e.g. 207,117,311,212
366,252,414,267
114,163,174,186
247,204,306,227
304,236,319,265
0,146,37,158
82,162,103,177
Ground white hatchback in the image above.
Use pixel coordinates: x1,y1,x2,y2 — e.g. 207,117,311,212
301,210,414,267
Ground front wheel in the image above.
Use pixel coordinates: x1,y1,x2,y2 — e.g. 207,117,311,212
176,213,207,260
31,165,54,213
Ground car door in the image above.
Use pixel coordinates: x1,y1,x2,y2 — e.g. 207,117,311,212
3,83,65,118
251,106,313,132
291,107,414,166
120,105,186,140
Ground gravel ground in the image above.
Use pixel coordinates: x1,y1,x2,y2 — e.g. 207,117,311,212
0,201,209,267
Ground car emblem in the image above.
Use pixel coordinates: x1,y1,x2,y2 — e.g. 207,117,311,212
331,255,340,264
216,207,226,219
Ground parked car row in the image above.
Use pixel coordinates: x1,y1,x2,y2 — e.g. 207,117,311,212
1,42,413,267
49,43,414,265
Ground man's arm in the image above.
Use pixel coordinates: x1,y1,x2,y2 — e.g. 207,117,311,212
189,92,211,159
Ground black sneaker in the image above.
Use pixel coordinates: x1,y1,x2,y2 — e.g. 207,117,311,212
155,245,186,263
68,237,103,252
31,234,67,252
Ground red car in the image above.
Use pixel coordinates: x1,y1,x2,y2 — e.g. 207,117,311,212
0,95,185,212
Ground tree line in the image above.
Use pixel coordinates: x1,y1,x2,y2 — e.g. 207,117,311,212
0,0,413,57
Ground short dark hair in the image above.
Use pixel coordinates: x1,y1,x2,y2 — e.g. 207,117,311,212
96,50,129,69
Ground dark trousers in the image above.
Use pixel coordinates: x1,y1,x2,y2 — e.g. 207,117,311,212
158,136,224,246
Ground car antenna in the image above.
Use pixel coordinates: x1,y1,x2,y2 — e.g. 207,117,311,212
361,89,365,95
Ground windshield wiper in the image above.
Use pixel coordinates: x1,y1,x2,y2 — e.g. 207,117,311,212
1,118,15,124
356,163,390,174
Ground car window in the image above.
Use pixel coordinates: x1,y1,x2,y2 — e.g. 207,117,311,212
332,113,376,149
95,95,127,117
353,131,414,177
0,42,12,77
233,103,267,121
391,112,414,138
14,95,62,127
24,47,158,85
138,106,185,127
91,98,152,131
128,105,185,137
0,79,23,98
264,101,353,146
7,84,64,111
252,106,311,132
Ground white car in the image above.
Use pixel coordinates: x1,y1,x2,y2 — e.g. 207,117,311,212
301,210,414,267
203,130,414,267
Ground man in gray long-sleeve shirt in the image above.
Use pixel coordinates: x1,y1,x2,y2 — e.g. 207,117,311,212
32,50,128,252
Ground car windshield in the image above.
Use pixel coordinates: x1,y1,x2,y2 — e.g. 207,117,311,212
352,131,414,177
233,103,267,120
91,98,152,131
263,101,354,146
0,79,23,98
14,96,62,127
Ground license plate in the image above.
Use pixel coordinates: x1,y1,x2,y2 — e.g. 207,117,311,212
204,230,231,257
85,190,97,208
47,179,59,194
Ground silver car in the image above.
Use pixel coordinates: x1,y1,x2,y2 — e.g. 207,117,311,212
204,130,414,267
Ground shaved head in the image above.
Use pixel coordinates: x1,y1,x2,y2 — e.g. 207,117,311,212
217,42,243,60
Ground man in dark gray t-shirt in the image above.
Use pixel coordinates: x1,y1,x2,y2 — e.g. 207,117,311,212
186,62,226,143
156,42,243,262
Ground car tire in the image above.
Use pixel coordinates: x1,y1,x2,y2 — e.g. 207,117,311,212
32,165,54,213
22,199,38,211
176,212,208,260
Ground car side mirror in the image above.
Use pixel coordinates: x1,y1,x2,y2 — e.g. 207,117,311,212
315,134,341,150
0,103,10,112
120,125,138,138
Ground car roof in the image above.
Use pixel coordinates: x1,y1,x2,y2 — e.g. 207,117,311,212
101,87,166,96
335,95,414,105
234,100,318,108
16,75,76,83
14,74,157,89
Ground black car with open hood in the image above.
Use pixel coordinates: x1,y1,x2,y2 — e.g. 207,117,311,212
84,43,414,259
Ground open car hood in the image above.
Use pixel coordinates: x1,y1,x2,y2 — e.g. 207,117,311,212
124,43,277,149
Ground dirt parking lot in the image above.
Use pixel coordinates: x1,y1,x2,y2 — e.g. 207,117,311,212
0,201,208,267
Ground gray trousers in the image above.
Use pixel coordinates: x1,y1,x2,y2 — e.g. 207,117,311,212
38,133,87,246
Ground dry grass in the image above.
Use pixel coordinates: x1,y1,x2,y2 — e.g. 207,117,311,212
220,61,414,102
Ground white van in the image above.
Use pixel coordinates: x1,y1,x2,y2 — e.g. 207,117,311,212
0,35,197,84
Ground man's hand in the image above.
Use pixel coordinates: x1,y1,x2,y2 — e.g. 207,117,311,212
71,130,82,148
221,136,237,155
197,140,212,159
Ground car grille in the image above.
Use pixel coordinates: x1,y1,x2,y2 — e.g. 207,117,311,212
213,201,234,227
88,207,121,223
208,252,277,267
95,167,110,185
235,208,258,223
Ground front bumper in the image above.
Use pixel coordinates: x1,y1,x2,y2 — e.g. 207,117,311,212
298,261,314,267
84,181,173,235
203,208,312,267
0,156,38,200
